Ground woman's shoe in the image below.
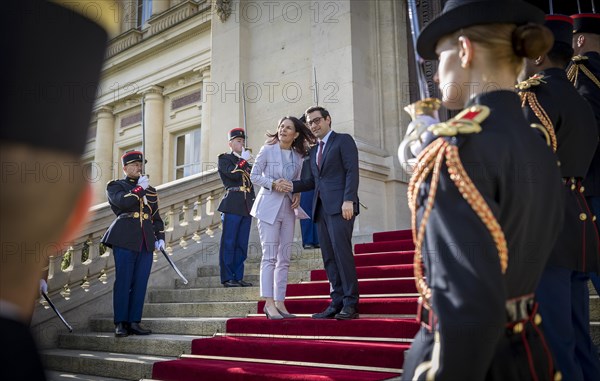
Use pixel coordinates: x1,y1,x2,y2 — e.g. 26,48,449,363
275,307,297,319
263,306,284,320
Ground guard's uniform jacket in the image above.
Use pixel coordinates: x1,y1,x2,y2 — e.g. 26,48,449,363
217,152,255,215
569,52,600,196
402,91,564,381
101,176,165,252
518,68,599,272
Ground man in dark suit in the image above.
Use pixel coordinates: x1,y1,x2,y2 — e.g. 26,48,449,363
0,1,107,379
217,128,256,288
101,151,165,337
284,106,360,320
518,14,600,381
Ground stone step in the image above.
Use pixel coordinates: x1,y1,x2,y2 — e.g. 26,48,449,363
590,295,599,321
175,270,312,289
57,332,202,357
46,370,128,381
41,348,174,380
196,257,324,277
149,286,260,303
143,301,257,318
89,317,228,336
244,246,323,261
591,322,600,346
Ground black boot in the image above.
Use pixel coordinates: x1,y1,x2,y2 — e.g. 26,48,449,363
129,322,152,335
115,322,129,337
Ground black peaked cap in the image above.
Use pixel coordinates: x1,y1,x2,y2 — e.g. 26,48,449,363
417,0,545,60
1,1,107,156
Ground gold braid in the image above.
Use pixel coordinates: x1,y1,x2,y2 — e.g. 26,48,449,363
408,137,509,308
518,91,557,152
409,138,447,303
568,57,600,89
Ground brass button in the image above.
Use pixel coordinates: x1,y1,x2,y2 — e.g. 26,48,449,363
580,213,587,221
143,213,149,220
580,186,585,193
594,216,597,222
133,212,140,218
554,371,562,381
571,184,576,191
534,314,542,325
512,322,524,334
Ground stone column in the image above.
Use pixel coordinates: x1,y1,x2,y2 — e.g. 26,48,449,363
143,86,164,183
93,106,115,204
200,67,212,171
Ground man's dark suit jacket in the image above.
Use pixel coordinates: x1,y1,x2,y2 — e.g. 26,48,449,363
293,131,359,215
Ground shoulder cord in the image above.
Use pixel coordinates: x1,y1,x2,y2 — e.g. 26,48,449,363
568,61,600,89
518,91,557,152
408,137,509,307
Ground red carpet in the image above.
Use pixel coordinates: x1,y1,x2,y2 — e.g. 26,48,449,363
311,264,414,281
152,229,417,380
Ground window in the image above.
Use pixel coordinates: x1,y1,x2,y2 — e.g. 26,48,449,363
137,0,152,28
175,128,201,180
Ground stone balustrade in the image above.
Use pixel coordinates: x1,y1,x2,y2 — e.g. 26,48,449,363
42,169,224,308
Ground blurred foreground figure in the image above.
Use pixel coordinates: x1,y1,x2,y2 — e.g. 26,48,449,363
0,1,107,380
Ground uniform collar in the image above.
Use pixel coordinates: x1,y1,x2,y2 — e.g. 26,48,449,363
125,176,138,184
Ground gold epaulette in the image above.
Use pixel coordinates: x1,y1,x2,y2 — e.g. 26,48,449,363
516,74,557,152
515,73,546,90
568,55,600,89
427,105,489,137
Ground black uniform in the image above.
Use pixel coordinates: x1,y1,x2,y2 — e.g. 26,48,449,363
101,176,164,326
519,68,599,272
217,152,255,216
570,52,600,197
217,152,255,284
402,91,564,380
101,177,165,252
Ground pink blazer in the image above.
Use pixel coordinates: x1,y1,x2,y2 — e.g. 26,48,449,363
250,142,304,225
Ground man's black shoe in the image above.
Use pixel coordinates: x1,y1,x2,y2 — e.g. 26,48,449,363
129,322,152,335
223,280,242,287
114,322,128,337
312,306,341,319
335,306,359,320
303,244,314,249
237,280,253,287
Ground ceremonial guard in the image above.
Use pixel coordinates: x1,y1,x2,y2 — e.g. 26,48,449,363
101,151,165,337
518,14,600,381
217,128,256,287
569,13,600,214
401,1,564,380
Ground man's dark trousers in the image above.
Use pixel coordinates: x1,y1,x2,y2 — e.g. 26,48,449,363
113,246,153,324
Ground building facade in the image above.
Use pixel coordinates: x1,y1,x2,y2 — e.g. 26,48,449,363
86,0,429,237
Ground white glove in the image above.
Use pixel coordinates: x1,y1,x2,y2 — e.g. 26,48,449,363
40,279,48,294
137,175,149,190
155,239,165,251
241,147,252,161
408,115,440,156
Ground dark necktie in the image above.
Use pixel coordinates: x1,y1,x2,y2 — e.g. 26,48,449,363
317,141,324,169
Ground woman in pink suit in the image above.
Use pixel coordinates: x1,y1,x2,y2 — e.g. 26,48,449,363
250,116,314,319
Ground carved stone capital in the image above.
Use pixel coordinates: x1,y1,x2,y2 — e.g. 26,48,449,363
141,85,165,101
215,0,232,22
96,106,114,119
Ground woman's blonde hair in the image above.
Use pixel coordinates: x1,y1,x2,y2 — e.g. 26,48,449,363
447,23,553,77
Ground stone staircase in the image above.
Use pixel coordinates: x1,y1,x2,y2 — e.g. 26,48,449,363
41,246,324,381
38,234,600,380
